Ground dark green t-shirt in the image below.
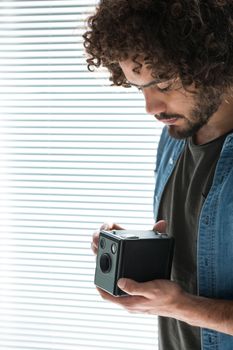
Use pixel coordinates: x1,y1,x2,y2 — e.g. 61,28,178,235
157,133,228,350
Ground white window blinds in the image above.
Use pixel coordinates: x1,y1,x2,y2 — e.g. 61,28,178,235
0,1,163,349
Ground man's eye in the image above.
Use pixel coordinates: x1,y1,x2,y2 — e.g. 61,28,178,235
157,85,171,92
156,81,173,92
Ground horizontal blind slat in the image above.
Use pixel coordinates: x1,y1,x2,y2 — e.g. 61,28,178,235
0,1,161,350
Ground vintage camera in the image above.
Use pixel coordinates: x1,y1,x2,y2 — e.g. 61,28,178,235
94,229,174,296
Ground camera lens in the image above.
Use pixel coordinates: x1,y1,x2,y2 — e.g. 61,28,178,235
100,253,111,273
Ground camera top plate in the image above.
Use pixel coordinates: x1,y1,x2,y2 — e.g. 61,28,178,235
100,229,169,240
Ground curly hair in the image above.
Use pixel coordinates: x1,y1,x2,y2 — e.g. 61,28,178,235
83,0,233,93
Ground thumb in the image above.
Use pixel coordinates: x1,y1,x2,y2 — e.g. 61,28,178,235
153,220,167,234
117,278,146,297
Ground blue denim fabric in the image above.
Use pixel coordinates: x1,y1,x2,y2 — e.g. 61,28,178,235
153,127,233,350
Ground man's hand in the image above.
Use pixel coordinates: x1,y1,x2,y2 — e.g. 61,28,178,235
97,277,233,336
95,219,233,335
91,222,125,255
97,278,186,317
96,219,185,317
152,219,167,234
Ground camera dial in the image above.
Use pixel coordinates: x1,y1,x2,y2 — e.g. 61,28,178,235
111,243,117,254
100,238,106,249
100,253,112,273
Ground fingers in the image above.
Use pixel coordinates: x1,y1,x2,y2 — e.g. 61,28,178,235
153,220,167,234
91,222,125,255
101,222,125,231
91,223,110,255
96,286,145,308
91,231,100,255
96,287,123,302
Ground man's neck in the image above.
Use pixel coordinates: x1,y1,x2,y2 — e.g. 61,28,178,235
194,97,233,145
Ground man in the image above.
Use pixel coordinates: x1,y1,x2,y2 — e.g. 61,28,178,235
83,0,233,349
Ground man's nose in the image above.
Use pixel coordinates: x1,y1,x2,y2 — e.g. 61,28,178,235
143,90,167,115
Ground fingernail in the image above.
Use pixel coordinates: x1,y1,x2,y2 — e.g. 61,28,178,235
101,224,108,230
117,278,126,289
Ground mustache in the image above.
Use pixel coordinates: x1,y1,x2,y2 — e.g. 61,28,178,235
155,113,185,120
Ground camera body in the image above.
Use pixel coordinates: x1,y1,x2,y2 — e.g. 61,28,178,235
94,230,174,296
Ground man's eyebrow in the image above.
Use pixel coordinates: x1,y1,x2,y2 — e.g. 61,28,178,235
126,78,161,89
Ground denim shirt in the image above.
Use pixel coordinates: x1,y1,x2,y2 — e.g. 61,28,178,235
153,127,233,350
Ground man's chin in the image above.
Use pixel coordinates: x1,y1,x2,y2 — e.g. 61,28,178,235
166,123,202,140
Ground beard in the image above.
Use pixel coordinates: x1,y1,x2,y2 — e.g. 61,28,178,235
156,87,224,139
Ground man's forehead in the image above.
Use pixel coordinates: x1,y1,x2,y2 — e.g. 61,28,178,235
119,59,161,86
119,58,151,75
